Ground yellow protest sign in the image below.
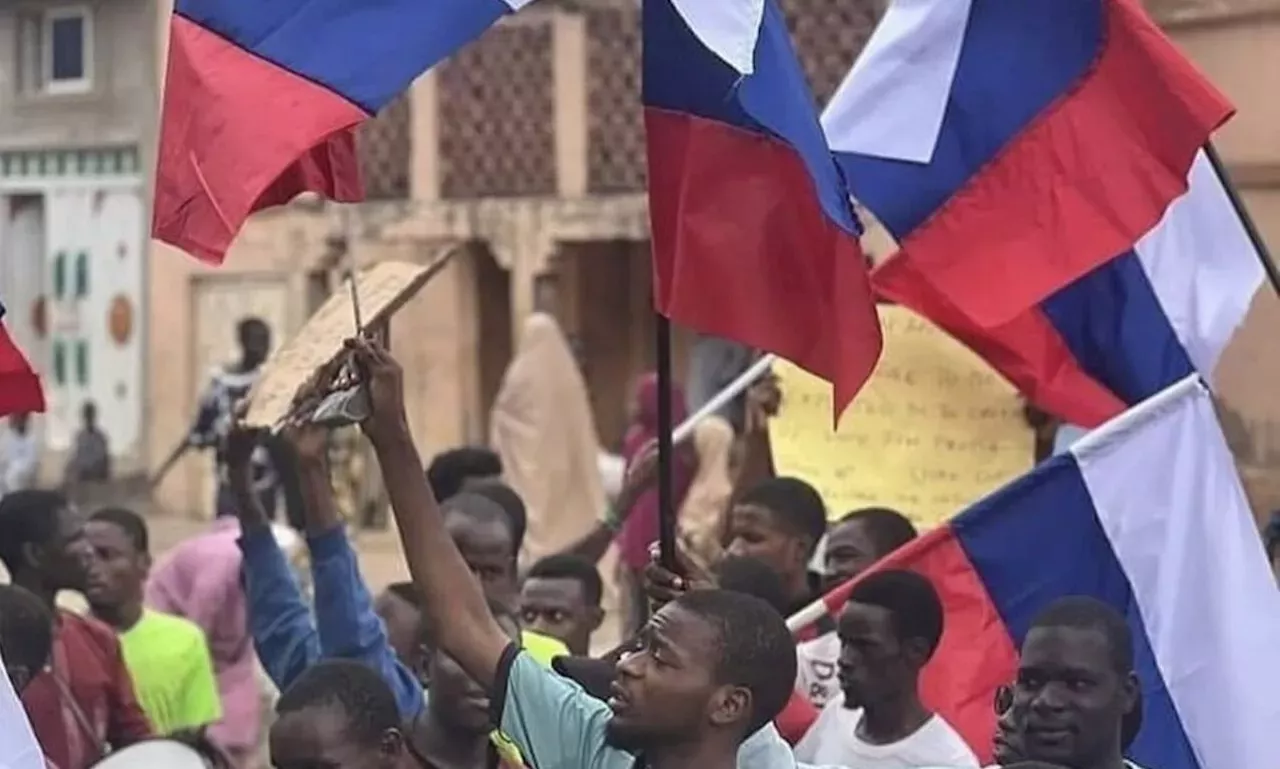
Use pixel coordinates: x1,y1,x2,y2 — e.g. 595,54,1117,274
768,305,1034,528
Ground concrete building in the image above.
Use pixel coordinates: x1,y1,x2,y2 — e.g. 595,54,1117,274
126,0,1279,518
0,0,156,476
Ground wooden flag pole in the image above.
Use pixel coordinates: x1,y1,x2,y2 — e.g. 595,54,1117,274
654,309,679,572
1203,142,1279,296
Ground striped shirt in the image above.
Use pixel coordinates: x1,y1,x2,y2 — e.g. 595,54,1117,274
188,365,277,505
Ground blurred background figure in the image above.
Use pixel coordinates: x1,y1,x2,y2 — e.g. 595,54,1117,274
1,412,38,496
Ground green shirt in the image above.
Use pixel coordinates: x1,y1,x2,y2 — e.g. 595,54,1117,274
119,609,222,734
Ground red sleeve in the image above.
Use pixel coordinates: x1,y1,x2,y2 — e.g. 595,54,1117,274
774,692,819,745
91,623,154,745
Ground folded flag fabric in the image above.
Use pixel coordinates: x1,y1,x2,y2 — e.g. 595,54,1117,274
0,301,44,418
788,375,1280,767
823,0,1233,328
643,0,882,416
873,150,1263,428
154,0,535,264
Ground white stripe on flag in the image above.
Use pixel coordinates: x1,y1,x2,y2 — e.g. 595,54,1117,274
1133,150,1264,379
1073,376,1280,768
820,0,971,163
669,0,765,75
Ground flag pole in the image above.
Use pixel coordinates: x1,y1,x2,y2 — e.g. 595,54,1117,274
654,309,679,571
1203,142,1280,297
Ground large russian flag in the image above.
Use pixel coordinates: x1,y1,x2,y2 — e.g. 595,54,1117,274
153,0,534,264
643,0,883,414
790,375,1280,766
822,0,1233,329
0,301,44,418
873,150,1264,428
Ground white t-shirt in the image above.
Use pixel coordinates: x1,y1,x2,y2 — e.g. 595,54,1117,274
795,693,979,769
795,632,841,708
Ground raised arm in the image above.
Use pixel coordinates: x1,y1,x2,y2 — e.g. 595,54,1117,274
350,338,510,688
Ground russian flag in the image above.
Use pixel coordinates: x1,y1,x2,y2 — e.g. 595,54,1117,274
789,375,1280,766
0,302,44,418
873,150,1264,428
153,0,534,264
643,0,883,414
822,0,1233,329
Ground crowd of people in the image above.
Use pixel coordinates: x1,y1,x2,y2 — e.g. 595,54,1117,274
0,313,1211,769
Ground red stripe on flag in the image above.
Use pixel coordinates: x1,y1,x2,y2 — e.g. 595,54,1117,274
0,324,45,417
646,107,883,417
893,0,1233,328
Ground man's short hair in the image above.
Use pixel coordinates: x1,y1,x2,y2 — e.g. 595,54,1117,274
0,585,54,675
470,480,527,554
425,447,503,502
0,490,68,575
847,569,945,658
1029,596,1134,675
276,660,400,746
712,555,790,616
237,316,269,340
526,554,603,607
736,477,828,555
441,492,516,552
673,589,798,735
836,507,917,557
90,507,150,554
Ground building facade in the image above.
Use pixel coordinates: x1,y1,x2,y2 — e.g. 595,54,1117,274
136,0,1279,519
0,0,156,476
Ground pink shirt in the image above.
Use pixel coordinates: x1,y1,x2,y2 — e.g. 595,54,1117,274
145,519,261,767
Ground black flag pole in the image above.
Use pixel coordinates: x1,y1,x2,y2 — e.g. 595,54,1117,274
654,309,679,572
1203,142,1279,296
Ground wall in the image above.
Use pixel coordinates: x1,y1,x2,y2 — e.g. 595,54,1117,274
0,0,155,149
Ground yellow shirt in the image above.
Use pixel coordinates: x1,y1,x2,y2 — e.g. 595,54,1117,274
119,610,222,734
520,629,569,667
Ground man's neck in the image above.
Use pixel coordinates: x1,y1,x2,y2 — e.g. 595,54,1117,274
856,689,932,745
13,576,57,611
414,711,492,769
91,600,144,633
784,571,811,606
646,735,738,769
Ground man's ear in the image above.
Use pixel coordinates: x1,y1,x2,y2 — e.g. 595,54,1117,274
901,637,932,669
707,684,752,730
378,727,406,758
1121,670,1139,714
588,607,605,633
20,541,43,573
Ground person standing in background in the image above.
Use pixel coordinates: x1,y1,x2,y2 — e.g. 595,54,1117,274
615,372,695,635
64,402,110,488
151,317,305,529
488,313,606,567
1,412,39,495
686,334,755,433
677,415,735,571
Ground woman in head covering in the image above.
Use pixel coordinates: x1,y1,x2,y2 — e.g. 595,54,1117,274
677,415,735,572
615,373,696,635
489,314,607,567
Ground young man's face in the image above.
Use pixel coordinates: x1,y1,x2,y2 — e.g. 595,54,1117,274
444,512,517,607
723,504,808,591
84,521,147,613
823,518,882,588
1012,625,1135,767
606,605,742,751
836,600,918,709
37,506,94,593
520,576,602,656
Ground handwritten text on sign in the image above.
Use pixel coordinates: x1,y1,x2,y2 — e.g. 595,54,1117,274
768,306,1034,528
